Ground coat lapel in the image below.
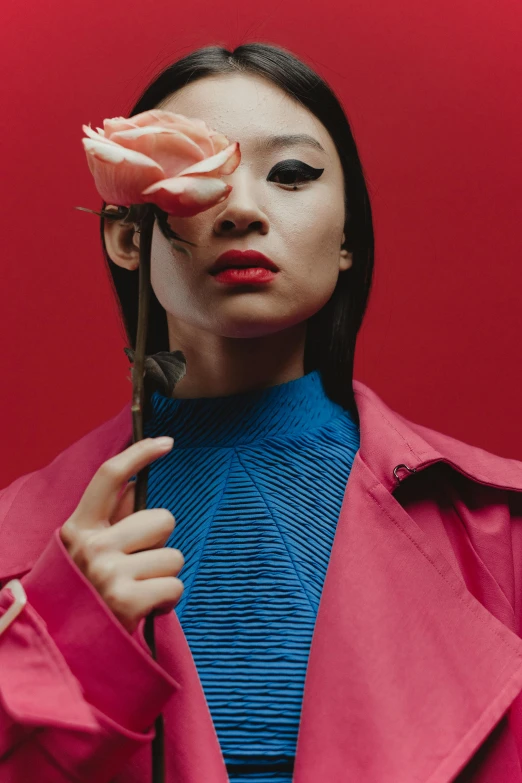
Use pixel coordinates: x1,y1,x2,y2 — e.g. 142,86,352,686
2,380,522,783
294,453,522,782
293,382,522,782
152,612,229,782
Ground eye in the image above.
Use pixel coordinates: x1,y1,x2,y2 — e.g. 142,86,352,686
268,159,324,189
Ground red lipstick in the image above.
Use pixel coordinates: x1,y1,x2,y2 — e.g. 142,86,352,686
209,249,279,285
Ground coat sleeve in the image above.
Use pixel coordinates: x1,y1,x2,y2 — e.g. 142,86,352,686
0,527,181,783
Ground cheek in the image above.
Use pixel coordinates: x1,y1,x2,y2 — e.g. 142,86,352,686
288,190,344,254
284,255,342,323
149,235,197,313
294,219,344,280
150,224,200,285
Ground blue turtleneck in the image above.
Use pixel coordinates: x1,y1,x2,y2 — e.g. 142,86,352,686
141,370,360,782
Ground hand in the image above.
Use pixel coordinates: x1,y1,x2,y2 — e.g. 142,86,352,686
60,437,183,634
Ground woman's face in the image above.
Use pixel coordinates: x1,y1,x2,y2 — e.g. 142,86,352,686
108,73,352,341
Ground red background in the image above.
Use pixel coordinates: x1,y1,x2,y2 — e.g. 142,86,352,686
1,0,521,488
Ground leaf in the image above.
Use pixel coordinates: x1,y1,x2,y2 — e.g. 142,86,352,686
124,347,187,398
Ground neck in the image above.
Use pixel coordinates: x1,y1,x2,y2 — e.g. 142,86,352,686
166,316,307,399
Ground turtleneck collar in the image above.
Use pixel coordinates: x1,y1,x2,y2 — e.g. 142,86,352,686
143,370,355,448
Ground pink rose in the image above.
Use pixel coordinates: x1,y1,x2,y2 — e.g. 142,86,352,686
82,109,240,216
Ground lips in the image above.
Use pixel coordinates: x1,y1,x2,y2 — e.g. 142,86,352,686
210,249,279,274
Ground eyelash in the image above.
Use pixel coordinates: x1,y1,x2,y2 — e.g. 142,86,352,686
268,160,324,190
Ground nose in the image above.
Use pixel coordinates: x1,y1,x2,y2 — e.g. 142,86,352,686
213,172,269,237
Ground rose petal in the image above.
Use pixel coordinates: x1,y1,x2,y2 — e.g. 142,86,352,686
83,112,239,215
82,124,120,146
105,110,216,158
209,131,232,154
141,175,232,216
82,138,165,206
105,110,189,133
102,115,131,135
153,119,215,158
109,126,206,178
177,142,241,178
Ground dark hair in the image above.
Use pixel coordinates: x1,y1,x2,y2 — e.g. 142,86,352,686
99,43,375,426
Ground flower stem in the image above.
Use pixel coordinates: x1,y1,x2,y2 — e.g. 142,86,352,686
131,203,165,783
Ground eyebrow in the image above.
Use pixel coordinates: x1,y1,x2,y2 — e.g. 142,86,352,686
253,133,326,154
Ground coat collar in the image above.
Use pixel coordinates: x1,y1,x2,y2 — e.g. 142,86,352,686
352,379,522,495
2,378,522,783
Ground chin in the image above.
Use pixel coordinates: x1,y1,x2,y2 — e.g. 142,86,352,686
215,316,307,340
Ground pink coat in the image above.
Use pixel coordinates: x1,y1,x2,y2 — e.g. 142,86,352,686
1,379,522,783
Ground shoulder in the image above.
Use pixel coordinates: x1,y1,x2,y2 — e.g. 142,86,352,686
0,403,132,571
353,379,522,495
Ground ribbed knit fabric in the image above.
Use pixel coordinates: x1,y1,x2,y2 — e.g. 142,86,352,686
141,370,360,782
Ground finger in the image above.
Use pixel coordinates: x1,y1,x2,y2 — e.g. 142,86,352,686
112,480,136,525
99,508,176,554
124,547,184,580
127,576,184,620
75,437,174,526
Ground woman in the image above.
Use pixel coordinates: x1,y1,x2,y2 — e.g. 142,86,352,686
1,43,522,783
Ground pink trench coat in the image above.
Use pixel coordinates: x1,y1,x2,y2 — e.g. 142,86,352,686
1,380,522,783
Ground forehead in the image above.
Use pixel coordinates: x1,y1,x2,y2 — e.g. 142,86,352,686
156,73,335,157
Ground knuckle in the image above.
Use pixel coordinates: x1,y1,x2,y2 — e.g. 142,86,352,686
104,581,134,617
59,520,76,549
72,532,107,572
83,532,108,560
97,459,122,482
88,554,119,588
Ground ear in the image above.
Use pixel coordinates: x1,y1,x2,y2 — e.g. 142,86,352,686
339,231,353,272
103,207,141,271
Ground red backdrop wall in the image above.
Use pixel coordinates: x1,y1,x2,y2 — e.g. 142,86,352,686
1,0,521,488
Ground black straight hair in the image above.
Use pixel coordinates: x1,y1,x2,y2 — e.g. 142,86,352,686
99,42,375,427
